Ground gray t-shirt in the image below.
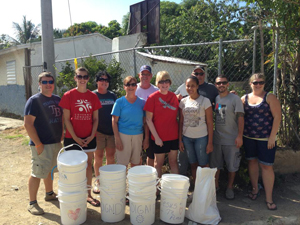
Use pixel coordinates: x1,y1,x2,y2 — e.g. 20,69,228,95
175,82,218,106
214,93,244,145
136,83,159,100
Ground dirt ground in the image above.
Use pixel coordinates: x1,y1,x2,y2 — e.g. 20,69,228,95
0,117,299,225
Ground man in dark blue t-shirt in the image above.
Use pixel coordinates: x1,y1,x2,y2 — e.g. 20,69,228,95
24,72,63,215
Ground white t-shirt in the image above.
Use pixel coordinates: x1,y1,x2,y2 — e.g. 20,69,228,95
136,83,159,101
179,95,211,138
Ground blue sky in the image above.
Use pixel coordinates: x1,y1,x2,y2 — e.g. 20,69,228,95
1,0,182,38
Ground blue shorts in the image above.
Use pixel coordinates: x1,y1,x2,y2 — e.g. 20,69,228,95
243,137,276,165
182,135,209,166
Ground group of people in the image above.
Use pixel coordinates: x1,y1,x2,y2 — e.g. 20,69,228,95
24,64,281,215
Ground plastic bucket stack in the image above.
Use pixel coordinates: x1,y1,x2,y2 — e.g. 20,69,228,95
99,164,126,223
127,166,158,225
57,145,88,225
159,174,190,224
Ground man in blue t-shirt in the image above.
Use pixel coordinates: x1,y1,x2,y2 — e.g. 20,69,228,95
24,72,63,215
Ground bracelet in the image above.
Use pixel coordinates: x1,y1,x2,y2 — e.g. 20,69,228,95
35,143,42,148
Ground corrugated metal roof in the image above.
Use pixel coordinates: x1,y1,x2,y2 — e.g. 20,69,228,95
137,51,207,66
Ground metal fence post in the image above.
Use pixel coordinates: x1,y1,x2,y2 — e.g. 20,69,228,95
133,48,137,77
252,28,257,74
218,38,223,75
273,27,279,95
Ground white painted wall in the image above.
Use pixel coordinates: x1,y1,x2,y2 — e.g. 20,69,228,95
0,49,25,86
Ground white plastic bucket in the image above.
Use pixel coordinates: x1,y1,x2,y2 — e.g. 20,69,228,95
160,189,188,224
59,198,87,225
161,174,190,190
99,164,126,180
57,147,88,173
127,166,157,183
99,187,126,223
59,165,87,185
99,179,125,192
128,196,156,225
58,179,89,193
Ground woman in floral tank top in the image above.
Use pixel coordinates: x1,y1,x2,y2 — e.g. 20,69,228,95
241,73,281,210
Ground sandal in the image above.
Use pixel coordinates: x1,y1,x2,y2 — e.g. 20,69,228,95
247,191,260,200
93,185,100,194
87,197,100,207
266,201,277,210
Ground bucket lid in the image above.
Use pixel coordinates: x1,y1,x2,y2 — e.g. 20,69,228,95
99,164,126,173
161,174,189,182
128,165,157,176
58,150,88,166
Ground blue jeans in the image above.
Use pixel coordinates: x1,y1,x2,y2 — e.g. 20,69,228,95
182,135,209,166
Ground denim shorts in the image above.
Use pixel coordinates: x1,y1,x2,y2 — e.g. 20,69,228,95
182,135,209,166
243,137,276,165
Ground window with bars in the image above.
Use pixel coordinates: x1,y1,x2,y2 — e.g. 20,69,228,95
6,60,16,85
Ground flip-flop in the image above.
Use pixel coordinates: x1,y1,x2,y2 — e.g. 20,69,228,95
247,191,260,200
266,201,277,210
87,197,100,207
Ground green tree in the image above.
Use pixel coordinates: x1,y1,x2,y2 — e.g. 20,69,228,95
57,56,124,97
53,29,66,39
0,34,12,49
10,15,40,44
121,12,130,35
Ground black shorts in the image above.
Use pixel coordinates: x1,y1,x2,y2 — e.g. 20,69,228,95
151,139,179,154
64,137,97,152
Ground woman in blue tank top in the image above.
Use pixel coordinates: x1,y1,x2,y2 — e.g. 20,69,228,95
241,73,281,210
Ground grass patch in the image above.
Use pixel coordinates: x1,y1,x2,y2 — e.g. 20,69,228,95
4,134,24,139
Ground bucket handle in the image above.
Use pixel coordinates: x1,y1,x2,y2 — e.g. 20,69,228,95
98,187,125,200
52,143,85,180
157,186,184,200
128,178,161,194
57,190,87,198
126,195,154,203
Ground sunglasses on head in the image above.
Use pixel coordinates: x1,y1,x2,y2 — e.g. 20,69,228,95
125,83,137,87
194,72,204,76
216,81,228,85
76,75,89,80
158,79,171,84
97,77,109,82
252,81,265,85
41,80,54,84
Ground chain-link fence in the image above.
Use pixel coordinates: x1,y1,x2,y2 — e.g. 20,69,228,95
24,27,299,149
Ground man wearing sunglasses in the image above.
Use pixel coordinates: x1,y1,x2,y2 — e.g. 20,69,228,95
24,72,63,215
176,65,219,178
210,74,244,200
136,65,158,167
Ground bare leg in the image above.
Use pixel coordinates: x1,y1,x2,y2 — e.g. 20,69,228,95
94,149,104,178
28,176,41,202
86,152,94,199
105,147,115,165
260,163,276,208
248,159,259,195
147,157,154,167
43,173,53,193
154,153,165,178
190,163,198,185
227,172,236,189
168,150,179,174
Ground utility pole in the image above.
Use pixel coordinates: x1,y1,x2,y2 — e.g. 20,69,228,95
40,0,56,93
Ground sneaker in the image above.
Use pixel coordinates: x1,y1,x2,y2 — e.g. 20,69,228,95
225,188,235,200
28,203,44,215
44,192,57,201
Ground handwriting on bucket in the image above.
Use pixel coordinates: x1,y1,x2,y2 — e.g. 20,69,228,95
130,203,155,215
162,200,184,221
101,200,124,215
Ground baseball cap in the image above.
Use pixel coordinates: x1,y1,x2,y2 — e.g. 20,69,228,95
193,65,205,72
140,65,152,73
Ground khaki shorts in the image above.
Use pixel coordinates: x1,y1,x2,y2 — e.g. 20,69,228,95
116,133,143,165
210,144,241,172
96,132,115,150
30,142,62,179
